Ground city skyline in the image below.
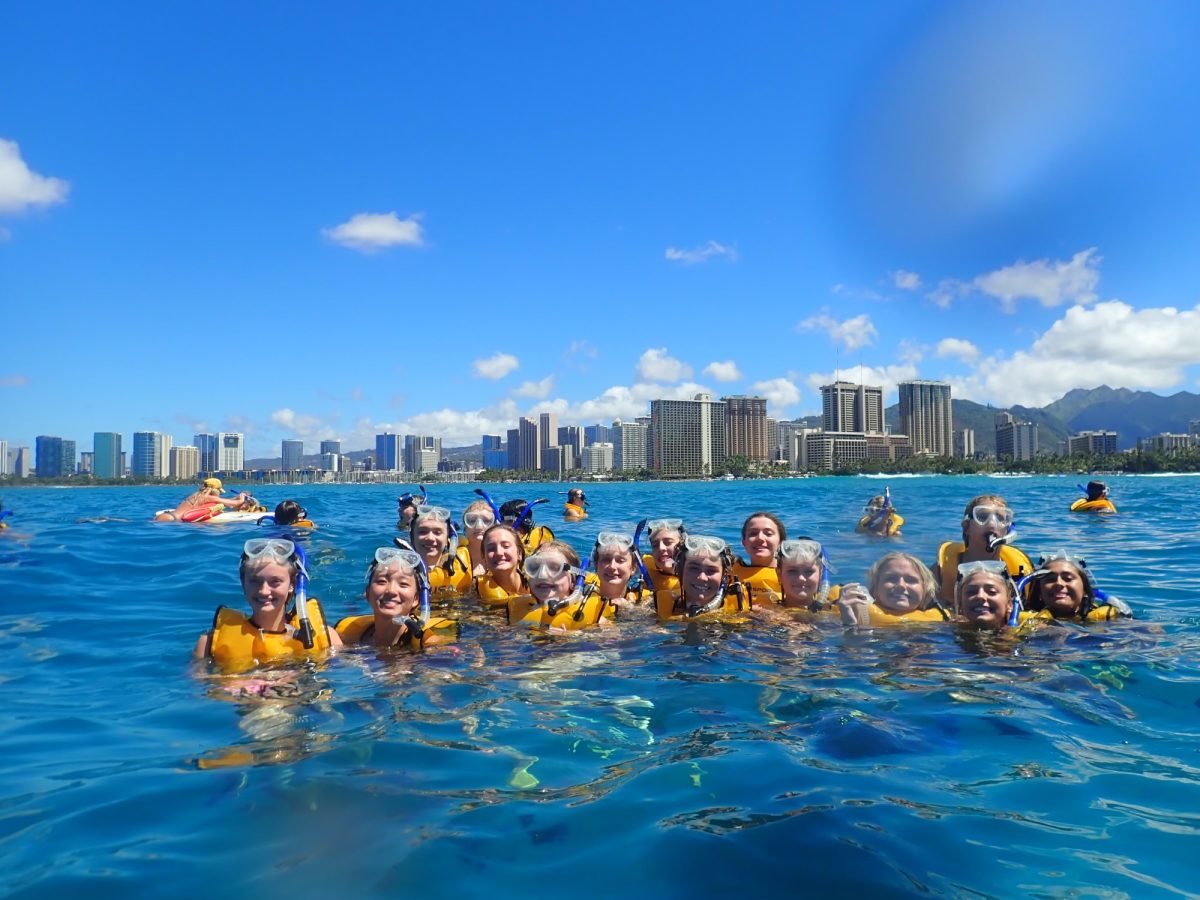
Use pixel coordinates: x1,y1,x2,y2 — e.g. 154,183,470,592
6,6,1200,457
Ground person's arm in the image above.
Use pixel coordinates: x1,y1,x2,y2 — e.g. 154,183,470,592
193,632,211,658
326,627,344,649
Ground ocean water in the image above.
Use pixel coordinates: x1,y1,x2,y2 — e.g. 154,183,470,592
2,475,1199,898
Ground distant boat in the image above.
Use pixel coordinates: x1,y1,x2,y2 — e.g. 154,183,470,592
722,473,736,481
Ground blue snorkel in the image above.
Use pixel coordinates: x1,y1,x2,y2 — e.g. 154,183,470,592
513,498,549,532
0,509,11,522
631,518,653,589
473,488,502,521
292,544,316,650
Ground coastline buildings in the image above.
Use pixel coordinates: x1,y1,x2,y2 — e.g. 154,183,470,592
612,419,649,472
35,435,76,477
582,442,613,473
954,428,976,460
93,432,123,478
217,433,245,472
282,439,303,471
132,431,172,478
1066,430,1118,455
481,434,505,470
651,393,726,477
898,380,953,457
170,445,200,480
405,435,442,474
995,412,1038,461
375,432,402,472
722,395,769,461
0,440,7,476
821,381,884,434
518,417,540,471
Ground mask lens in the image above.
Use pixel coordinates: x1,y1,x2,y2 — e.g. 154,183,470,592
416,505,451,522
464,512,494,529
524,558,571,580
957,559,1008,579
684,535,726,555
244,538,295,562
374,547,421,570
596,532,634,549
779,539,821,561
971,506,1014,527
647,518,683,533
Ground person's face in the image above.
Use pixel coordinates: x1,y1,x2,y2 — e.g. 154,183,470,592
241,561,293,618
595,547,634,590
413,518,449,558
779,557,822,604
366,563,419,618
964,502,1012,551
650,530,681,571
483,531,520,574
742,516,781,565
462,503,495,539
874,558,924,613
1039,560,1086,617
959,573,1013,628
527,550,575,602
682,553,724,604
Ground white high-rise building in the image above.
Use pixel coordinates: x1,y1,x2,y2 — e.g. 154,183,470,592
171,445,200,480
821,381,884,434
650,393,726,477
612,419,649,472
582,442,613,473
0,440,7,476
217,432,245,471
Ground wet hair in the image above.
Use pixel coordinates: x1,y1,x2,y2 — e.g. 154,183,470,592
500,498,533,533
741,511,787,542
1086,481,1107,501
273,499,306,526
528,539,581,569
954,568,1017,618
866,552,938,610
1024,558,1096,616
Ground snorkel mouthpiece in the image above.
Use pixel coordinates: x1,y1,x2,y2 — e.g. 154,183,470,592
293,545,315,650
987,528,1017,552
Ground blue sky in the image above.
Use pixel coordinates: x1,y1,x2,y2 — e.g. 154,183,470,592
5,1,1200,457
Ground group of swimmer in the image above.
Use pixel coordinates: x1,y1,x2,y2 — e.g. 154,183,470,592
195,482,1131,674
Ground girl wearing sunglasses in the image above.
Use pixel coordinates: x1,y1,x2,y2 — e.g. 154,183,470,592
931,494,1032,603
194,538,341,672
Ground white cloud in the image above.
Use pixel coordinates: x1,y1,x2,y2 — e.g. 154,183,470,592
637,347,693,382
664,240,738,265
0,139,69,214
0,374,30,388
974,247,1101,311
569,381,712,424
805,363,921,399
703,360,742,382
950,300,1200,406
892,269,922,290
936,337,980,364
322,211,426,252
897,340,925,365
269,407,325,437
798,310,879,350
514,376,555,398
566,340,598,359
471,352,519,380
751,377,802,412
927,278,969,309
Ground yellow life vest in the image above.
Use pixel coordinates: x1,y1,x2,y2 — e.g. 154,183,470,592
751,582,843,612
935,541,1033,602
334,613,457,649
519,524,555,553
427,552,472,595
867,603,949,626
563,502,587,519
654,583,750,621
207,599,331,674
506,592,615,631
857,510,904,536
731,561,781,596
641,554,679,592
473,573,526,607
1070,498,1117,513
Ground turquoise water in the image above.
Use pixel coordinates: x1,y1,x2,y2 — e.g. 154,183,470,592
3,475,1200,897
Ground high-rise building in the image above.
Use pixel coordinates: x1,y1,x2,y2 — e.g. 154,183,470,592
557,425,583,470
539,413,558,453
194,433,219,472
217,432,244,471
319,439,341,456
1138,433,1197,453
541,444,569,475
506,428,521,470
282,439,304,471
132,432,171,478
375,433,402,472
954,428,976,459
518,417,540,471
0,440,7,476
722,395,769,461
321,452,340,472
612,419,649,472
821,381,884,433
651,393,726,477
79,452,94,474
93,432,123,478
482,434,505,470
898,380,953,457
994,412,1038,461
171,445,200,480
584,423,611,446
11,446,33,478
582,442,614,473
405,435,442,474
1066,430,1118,455
35,436,66,477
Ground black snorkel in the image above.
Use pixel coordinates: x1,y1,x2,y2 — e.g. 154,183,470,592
630,518,653,589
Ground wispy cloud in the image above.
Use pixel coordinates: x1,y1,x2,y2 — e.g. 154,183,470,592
929,247,1102,312
322,211,426,252
798,310,879,350
472,353,519,380
665,240,738,265
0,139,69,214
637,347,693,382
891,269,922,290
514,376,555,399
703,360,742,382
0,374,30,388
936,337,980,364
